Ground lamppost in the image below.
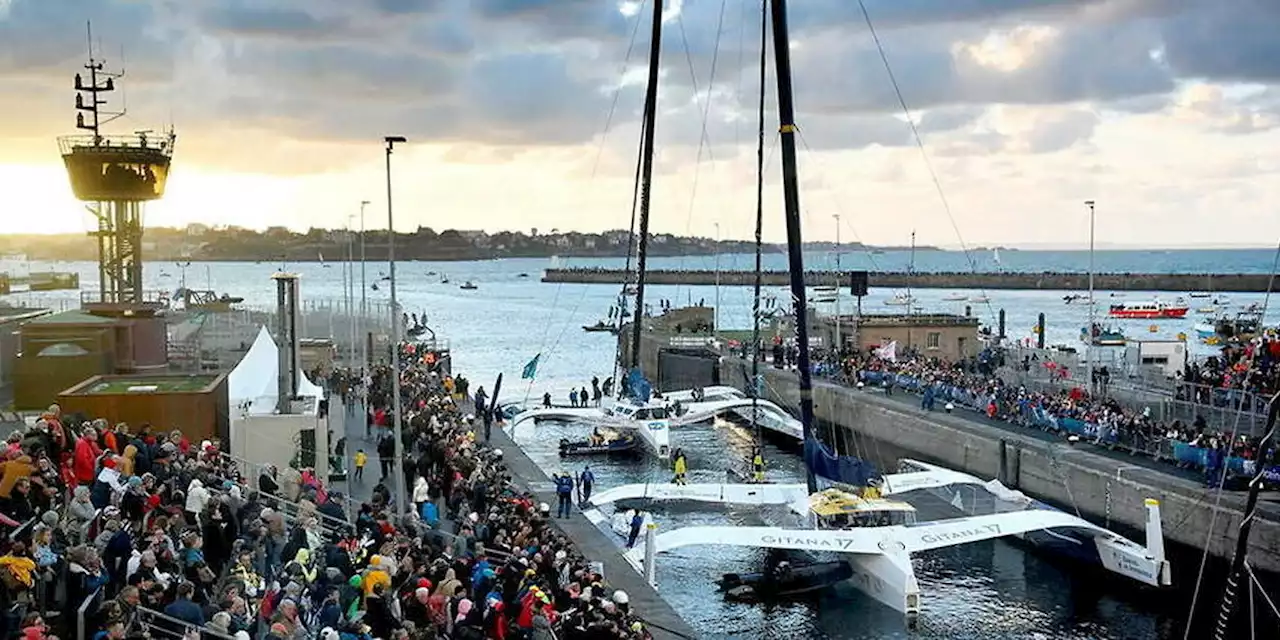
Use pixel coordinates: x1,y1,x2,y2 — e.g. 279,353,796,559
713,222,720,338
1085,199,1096,396
384,135,407,514
359,200,370,373
346,214,356,367
833,213,841,356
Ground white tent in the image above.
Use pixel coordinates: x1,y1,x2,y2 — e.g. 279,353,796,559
229,326,324,415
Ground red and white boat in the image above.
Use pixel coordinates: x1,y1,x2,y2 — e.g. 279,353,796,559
1107,300,1190,320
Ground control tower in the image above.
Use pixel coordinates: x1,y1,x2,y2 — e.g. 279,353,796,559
57,34,175,314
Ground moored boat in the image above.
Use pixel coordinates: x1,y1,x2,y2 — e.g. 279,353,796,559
718,560,854,602
460,281,478,290
559,434,638,457
884,293,914,306
1107,300,1189,319
583,321,617,334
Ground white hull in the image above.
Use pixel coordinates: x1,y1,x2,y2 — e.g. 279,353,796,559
617,463,1169,619
511,403,671,459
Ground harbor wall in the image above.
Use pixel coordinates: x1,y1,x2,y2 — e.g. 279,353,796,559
713,358,1280,575
546,268,1277,293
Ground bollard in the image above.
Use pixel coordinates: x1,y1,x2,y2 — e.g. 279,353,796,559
644,522,658,587
1036,313,1046,349
998,309,1006,339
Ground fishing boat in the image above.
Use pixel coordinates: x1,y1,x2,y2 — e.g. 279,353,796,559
884,293,914,306
459,281,478,290
558,432,638,457
1107,300,1189,319
718,560,854,602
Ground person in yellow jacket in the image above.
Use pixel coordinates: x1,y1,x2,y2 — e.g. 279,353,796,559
353,450,367,482
672,449,687,485
0,543,36,589
751,447,765,483
362,555,391,596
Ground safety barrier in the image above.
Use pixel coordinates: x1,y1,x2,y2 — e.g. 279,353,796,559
840,369,1277,484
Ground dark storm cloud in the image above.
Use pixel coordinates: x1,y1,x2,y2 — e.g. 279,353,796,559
1,0,1277,158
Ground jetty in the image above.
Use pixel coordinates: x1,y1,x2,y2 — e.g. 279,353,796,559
543,268,1278,293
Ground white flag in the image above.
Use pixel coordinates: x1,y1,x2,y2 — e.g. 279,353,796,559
874,340,898,362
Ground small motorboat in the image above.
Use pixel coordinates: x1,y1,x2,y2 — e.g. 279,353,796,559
1197,306,1217,314
460,281,478,290
583,321,617,334
942,292,967,301
884,293,914,306
969,294,990,303
1189,292,1210,298
718,561,854,602
1082,324,1126,346
518,273,530,278
558,434,638,457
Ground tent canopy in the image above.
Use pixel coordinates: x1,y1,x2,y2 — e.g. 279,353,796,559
229,326,323,415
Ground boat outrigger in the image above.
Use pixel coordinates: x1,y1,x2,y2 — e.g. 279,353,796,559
594,460,1171,620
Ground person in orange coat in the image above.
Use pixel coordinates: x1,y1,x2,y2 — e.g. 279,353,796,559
73,427,101,486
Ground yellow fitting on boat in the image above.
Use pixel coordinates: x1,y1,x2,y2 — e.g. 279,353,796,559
780,124,797,133
1144,498,1160,506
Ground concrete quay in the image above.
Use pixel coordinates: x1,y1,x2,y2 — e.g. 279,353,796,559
715,358,1280,575
544,268,1277,293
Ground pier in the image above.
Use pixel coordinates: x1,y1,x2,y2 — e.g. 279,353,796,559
544,268,1278,292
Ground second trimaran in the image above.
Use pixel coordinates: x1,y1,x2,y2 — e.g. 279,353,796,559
568,0,1173,623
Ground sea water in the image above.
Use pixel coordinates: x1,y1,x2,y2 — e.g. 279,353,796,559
9,249,1280,637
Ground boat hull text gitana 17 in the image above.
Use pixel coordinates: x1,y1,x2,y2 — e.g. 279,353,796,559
589,460,1171,621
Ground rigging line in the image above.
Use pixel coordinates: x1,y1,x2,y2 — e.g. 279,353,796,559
530,1,648,385
1246,562,1280,619
1182,240,1280,639
794,128,886,275
589,0,651,180
750,0,767,453
854,0,998,326
733,0,749,153
672,2,728,306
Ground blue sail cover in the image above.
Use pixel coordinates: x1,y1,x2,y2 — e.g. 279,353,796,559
624,368,653,403
804,437,877,487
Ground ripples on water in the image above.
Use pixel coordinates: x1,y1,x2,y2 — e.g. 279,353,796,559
508,419,1203,639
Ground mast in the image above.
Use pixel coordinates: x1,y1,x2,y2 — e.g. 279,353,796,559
627,0,664,371
750,0,769,459
768,0,818,494
1209,391,1279,639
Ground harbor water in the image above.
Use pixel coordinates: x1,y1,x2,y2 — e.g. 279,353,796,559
5,248,1279,638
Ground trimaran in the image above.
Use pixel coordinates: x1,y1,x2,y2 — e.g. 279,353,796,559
574,0,1173,623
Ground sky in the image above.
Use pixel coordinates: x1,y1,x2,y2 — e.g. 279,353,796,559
0,0,1278,248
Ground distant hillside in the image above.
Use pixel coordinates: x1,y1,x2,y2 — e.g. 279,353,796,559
0,225,943,262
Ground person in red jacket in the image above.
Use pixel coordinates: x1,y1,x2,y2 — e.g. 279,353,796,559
73,427,102,485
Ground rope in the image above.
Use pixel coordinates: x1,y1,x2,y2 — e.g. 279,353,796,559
1182,241,1280,639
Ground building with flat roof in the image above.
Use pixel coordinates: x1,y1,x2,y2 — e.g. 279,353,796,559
820,313,981,361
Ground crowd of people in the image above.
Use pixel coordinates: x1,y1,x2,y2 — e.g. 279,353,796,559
823,349,1273,482
0,343,655,640
1181,331,1280,400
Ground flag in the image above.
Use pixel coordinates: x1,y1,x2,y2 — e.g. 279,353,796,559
874,340,898,362
522,353,541,380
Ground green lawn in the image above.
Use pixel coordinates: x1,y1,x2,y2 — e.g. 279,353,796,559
85,375,217,395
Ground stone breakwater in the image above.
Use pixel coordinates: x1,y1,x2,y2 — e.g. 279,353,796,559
543,268,1277,292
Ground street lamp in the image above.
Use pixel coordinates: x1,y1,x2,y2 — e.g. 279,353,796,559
359,200,370,373
1085,199,1096,396
713,222,720,338
833,213,841,356
384,135,408,514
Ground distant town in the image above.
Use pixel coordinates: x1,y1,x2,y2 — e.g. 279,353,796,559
0,225,942,262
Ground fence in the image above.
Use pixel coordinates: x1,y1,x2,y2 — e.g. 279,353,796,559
167,297,397,372
847,369,1280,484
1000,364,1272,437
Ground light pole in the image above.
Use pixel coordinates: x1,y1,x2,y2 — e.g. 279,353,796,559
384,135,408,514
833,214,841,356
1085,199,1096,396
713,222,720,338
359,200,370,373
346,214,356,367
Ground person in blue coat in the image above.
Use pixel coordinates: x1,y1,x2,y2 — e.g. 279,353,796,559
555,473,574,518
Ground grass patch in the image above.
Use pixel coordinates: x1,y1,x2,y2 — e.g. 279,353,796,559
83,375,217,395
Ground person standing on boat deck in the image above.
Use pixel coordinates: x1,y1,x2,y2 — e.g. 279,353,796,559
602,377,614,397
569,388,579,408
474,386,487,420
554,473,574,518
542,392,552,408
672,449,688,485
627,510,645,548
751,448,765,483
580,387,590,408
578,466,595,506
592,380,602,406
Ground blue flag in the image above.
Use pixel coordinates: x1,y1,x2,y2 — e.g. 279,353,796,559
522,353,541,380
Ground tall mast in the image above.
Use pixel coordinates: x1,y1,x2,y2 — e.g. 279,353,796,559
750,0,769,454
768,0,818,494
627,0,665,370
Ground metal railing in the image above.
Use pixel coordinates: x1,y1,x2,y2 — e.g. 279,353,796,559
76,586,104,640
127,606,237,640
